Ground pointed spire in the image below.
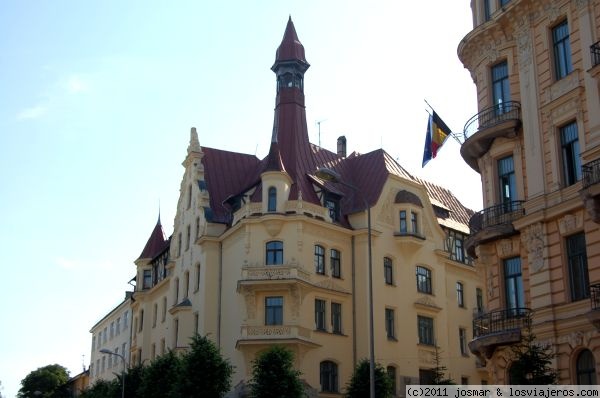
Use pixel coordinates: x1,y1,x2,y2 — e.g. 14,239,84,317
137,217,168,260
274,16,308,66
264,141,286,172
187,127,201,154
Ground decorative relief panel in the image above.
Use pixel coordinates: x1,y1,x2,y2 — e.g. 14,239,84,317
418,348,436,365
546,72,581,104
576,0,591,9
548,95,581,124
543,2,562,23
521,222,546,272
558,213,584,235
495,239,519,258
377,188,395,226
242,289,256,320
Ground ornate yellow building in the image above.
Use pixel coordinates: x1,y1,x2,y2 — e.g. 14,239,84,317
458,0,600,384
93,18,488,396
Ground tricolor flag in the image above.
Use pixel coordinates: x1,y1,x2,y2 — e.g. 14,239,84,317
422,111,452,167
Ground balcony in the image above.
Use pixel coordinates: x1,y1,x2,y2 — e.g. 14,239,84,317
236,325,319,348
469,308,531,359
581,159,600,223
465,200,525,257
460,102,522,172
586,284,600,330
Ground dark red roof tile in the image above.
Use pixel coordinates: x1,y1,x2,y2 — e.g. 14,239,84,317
137,218,168,260
274,16,308,65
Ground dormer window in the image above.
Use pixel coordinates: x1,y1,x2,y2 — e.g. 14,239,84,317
324,193,340,222
268,187,277,212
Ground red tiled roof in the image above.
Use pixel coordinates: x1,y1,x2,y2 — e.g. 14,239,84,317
137,218,168,260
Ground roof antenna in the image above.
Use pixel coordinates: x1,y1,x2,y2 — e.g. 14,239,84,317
158,199,161,224
82,354,86,372
316,119,327,147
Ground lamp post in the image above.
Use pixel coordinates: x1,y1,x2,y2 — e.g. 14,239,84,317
100,348,127,398
316,167,375,398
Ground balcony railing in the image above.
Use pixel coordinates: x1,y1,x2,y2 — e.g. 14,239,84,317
473,308,531,338
463,101,521,141
582,159,600,189
469,200,525,235
590,284,600,311
592,41,600,68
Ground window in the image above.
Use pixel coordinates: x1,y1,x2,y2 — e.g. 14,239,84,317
567,233,590,301
504,257,525,311
139,310,144,332
187,184,192,208
498,156,517,204
387,366,397,396
195,216,200,240
331,302,342,334
419,369,435,384
484,0,492,21
385,308,396,339
174,277,180,304
195,263,201,292
457,282,465,307
116,318,120,336
461,377,469,385
123,312,128,329
103,327,107,343
265,296,283,325
102,356,105,373
162,297,167,322
416,266,432,294
151,343,156,360
177,233,182,257
331,249,341,278
576,350,597,384
411,211,419,234
553,20,572,80
160,339,165,355
315,245,325,274
400,210,407,234
173,318,179,347
110,322,114,339
560,122,581,186
447,230,467,263
184,271,190,299
194,312,199,335
267,187,277,212
492,61,510,114
186,224,191,251
476,288,484,313
320,361,338,393
418,316,434,345
152,303,157,328
143,269,152,289
500,0,510,6
325,193,340,222
266,241,283,265
315,299,326,331
384,257,393,285
459,328,468,356
122,343,127,362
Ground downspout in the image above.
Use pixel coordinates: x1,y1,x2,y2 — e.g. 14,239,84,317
352,235,357,367
218,241,223,348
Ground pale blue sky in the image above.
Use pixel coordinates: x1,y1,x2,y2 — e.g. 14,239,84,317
0,1,480,396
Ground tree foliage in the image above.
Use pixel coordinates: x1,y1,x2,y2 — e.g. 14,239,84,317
80,379,119,398
508,330,558,385
345,359,393,398
249,346,304,398
137,351,182,398
429,346,455,385
172,334,233,398
18,364,70,398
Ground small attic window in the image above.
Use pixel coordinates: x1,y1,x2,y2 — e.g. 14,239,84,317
432,205,450,219
268,187,277,212
198,180,207,192
324,193,340,222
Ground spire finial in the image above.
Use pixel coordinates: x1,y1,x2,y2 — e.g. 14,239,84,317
157,199,161,225
188,127,201,154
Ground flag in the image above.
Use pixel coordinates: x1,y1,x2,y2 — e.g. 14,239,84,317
422,111,452,167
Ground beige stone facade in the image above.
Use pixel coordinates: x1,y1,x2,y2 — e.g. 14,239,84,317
459,0,600,384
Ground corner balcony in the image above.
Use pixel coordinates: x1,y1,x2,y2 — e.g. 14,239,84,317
465,200,525,258
586,284,600,330
469,308,531,359
236,324,318,348
581,159,600,223
460,102,522,172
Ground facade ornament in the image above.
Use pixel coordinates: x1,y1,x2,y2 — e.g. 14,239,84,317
289,285,301,319
377,188,395,226
242,288,256,320
558,213,583,236
187,127,202,154
544,3,562,23
496,239,517,258
521,223,546,272
576,0,591,10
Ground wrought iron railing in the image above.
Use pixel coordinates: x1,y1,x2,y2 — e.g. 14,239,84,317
591,41,600,68
473,308,531,338
468,200,525,235
463,101,521,141
582,159,600,189
590,284,600,311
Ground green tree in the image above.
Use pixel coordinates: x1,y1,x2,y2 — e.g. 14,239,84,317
174,334,233,398
345,359,393,398
122,364,144,398
80,379,120,398
508,329,558,385
429,346,455,385
18,364,70,398
137,350,182,398
248,346,304,398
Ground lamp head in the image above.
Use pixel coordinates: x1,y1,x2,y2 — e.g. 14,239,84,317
99,348,112,355
315,167,341,183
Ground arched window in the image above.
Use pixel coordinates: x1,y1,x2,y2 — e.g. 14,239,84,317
320,361,338,393
314,245,325,274
268,187,277,212
416,266,432,294
266,241,283,265
577,349,597,384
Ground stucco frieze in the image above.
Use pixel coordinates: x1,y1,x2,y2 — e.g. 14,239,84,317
413,295,442,311
557,212,584,235
521,222,546,272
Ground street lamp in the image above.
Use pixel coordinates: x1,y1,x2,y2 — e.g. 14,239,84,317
100,348,127,398
316,167,375,398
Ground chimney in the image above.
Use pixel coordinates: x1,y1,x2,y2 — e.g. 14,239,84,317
337,136,347,158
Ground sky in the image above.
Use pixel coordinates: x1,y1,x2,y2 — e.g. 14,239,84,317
0,1,480,397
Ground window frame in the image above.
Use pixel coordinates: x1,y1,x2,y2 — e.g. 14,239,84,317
384,257,394,285
504,257,525,311
315,299,326,331
320,361,339,393
416,266,432,294
418,315,435,346
314,245,325,274
459,327,468,356
266,241,284,265
331,302,342,334
400,210,407,234
552,19,573,80
567,232,590,301
560,121,582,187
576,349,597,385
265,296,284,325
331,249,341,278
491,61,510,113
267,186,277,212
457,281,465,308
385,308,396,339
